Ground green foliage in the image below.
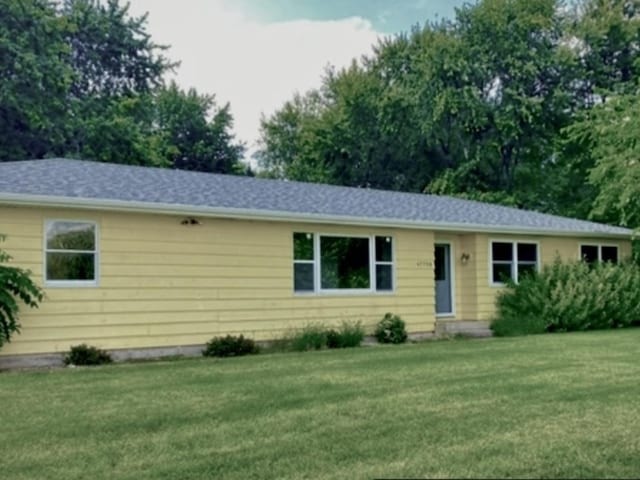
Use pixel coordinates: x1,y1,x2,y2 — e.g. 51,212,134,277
492,259,640,336
256,0,640,227
258,0,578,207
289,323,328,352
0,235,44,348
0,0,72,161
569,0,640,95
563,93,640,229
325,321,365,348
64,343,112,366
1,0,245,174
202,335,259,358
276,321,366,351
374,313,408,344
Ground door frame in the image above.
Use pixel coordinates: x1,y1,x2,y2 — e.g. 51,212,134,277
435,242,456,318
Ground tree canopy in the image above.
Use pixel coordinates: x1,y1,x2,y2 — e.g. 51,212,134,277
2,0,639,229
257,0,640,229
0,0,245,173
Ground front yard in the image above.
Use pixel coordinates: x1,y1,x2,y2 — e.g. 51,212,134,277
1,329,640,479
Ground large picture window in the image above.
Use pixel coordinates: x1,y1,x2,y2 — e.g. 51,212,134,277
490,241,538,284
293,233,394,293
580,244,618,264
45,220,98,285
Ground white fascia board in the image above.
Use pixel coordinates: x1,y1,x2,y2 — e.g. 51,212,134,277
0,193,634,239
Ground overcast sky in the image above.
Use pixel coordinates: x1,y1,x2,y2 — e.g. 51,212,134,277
126,0,466,158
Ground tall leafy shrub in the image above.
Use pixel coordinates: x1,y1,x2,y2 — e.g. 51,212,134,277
0,235,44,347
492,259,640,336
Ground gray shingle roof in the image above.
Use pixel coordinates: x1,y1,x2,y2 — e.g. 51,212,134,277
0,158,632,237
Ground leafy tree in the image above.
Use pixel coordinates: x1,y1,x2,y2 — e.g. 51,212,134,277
60,0,173,98
422,0,577,207
58,0,174,161
0,235,44,348
569,0,640,97
259,0,578,209
65,93,170,166
154,83,245,173
256,90,334,183
0,0,72,162
565,92,640,228
0,0,247,174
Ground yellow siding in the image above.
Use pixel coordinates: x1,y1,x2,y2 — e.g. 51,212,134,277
473,234,632,321
1,206,436,355
0,204,632,355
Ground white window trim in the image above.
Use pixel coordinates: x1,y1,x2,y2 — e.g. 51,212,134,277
489,239,540,287
578,243,619,263
435,241,456,318
43,219,99,288
294,232,396,296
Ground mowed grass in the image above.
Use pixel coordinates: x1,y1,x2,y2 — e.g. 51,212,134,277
2,330,640,479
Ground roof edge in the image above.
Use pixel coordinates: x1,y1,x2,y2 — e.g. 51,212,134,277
0,193,634,239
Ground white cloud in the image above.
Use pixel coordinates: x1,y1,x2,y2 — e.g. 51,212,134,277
127,1,382,156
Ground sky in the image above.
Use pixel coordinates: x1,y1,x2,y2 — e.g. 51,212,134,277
126,0,466,159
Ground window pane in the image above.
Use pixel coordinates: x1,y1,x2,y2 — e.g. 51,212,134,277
434,245,446,281
581,245,598,264
518,263,537,279
601,246,618,263
293,233,314,260
492,263,512,283
46,253,95,281
375,236,392,262
517,243,537,262
294,263,314,292
492,242,513,262
376,265,393,291
46,222,95,250
320,236,370,289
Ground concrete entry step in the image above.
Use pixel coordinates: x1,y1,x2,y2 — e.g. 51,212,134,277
435,320,492,338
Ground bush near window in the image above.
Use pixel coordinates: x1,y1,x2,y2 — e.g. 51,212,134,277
374,313,408,344
64,344,113,366
0,235,44,348
491,259,640,336
202,335,259,357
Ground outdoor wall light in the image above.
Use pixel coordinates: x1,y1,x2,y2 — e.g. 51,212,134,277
181,217,202,226
460,252,471,264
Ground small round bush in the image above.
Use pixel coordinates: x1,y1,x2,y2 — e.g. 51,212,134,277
374,313,408,344
64,344,112,366
203,335,259,357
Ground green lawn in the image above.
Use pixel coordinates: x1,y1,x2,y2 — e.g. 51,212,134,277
2,330,640,479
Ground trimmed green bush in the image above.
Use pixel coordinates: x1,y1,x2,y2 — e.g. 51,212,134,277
326,321,365,348
290,323,327,351
374,313,408,344
491,259,640,336
64,344,112,366
203,335,259,357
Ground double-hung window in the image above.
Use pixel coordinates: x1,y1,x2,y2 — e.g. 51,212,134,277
580,244,618,264
490,241,538,284
45,220,98,286
293,232,394,293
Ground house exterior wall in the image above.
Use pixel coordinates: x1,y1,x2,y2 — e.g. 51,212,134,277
1,205,437,356
0,205,632,356
466,233,632,321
